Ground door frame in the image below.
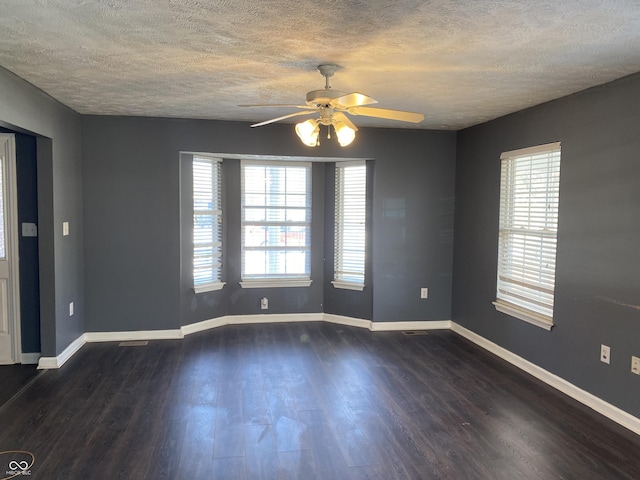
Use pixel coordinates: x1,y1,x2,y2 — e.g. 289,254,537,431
0,133,22,364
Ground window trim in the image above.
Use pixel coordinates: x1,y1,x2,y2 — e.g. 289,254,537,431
331,280,365,291
240,160,312,287
494,141,561,330
194,282,225,294
240,279,312,289
492,300,554,331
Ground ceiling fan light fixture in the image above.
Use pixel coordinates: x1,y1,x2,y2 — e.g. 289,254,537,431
333,121,356,147
243,64,423,147
295,119,320,146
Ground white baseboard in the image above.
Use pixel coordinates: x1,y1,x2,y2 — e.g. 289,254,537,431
323,313,372,330
182,313,442,335
181,316,230,336
181,313,324,336
450,322,640,436
322,315,451,332
85,329,183,343
370,320,451,331
21,352,41,364
40,314,445,369
232,312,324,325
38,334,87,370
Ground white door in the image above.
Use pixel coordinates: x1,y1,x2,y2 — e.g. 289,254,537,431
0,134,21,364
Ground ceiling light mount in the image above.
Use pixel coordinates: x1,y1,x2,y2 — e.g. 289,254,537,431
317,64,338,79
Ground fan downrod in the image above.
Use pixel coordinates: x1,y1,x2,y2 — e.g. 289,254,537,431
317,64,338,90
306,64,344,106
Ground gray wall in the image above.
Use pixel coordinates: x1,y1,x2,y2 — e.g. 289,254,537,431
453,72,640,418
81,116,456,331
367,128,456,322
0,66,84,357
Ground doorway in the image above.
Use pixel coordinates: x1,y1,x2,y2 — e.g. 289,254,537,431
0,133,21,364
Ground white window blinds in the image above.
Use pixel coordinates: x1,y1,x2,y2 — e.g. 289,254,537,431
241,161,311,284
193,156,223,290
333,161,366,288
495,142,561,328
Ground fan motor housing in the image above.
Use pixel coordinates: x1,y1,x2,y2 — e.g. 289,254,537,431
306,89,346,106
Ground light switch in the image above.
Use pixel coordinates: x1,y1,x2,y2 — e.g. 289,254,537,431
63,222,70,236
22,222,38,237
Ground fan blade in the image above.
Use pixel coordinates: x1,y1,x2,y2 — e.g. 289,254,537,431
347,106,424,123
332,112,358,131
239,104,311,109
331,92,377,108
251,110,317,128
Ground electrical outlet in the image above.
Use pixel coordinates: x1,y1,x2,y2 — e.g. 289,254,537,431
420,288,429,299
600,344,611,364
632,356,640,375
22,222,38,237
63,221,70,236
260,297,268,310
69,302,74,316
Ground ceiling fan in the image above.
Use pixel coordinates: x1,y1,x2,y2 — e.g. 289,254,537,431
240,64,424,147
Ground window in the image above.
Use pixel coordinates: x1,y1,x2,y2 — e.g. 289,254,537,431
333,161,366,290
494,142,561,330
192,156,224,292
241,161,312,287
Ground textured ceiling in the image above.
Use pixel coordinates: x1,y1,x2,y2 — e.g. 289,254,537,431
1,0,640,130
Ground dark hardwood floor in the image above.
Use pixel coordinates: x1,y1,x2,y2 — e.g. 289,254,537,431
0,322,639,479
0,363,40,408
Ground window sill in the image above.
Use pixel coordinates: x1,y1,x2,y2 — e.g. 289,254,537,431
240,279,312,288
493,300,554,331
193,282,226,294
331,281,365,291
